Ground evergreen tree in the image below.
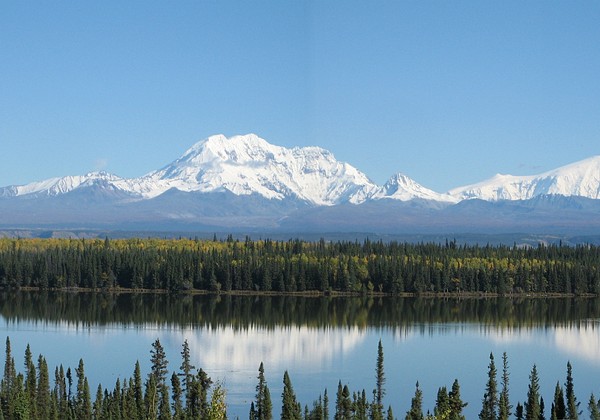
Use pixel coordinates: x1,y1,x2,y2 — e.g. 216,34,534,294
1,337,16,419
158,383,172,420
335,382,344,420
133,360,144,418
13,374,30,420
93,384,103,420
282,371,302,420
255,362,272,420
374,340,386,420
479,352,498,420
23,344,36,419
589,394,600,420
324,388,329,420
145,373,159,420
550,382,565,420
434,386,450,418
525,365,541,420
515,402,524,420
171,371,184,419
36,355,50,420
150,339,169,388
75,359,92,420
405,382,423,420
565,361,580,419
179,339,196,413
498,353,511,420
448,379,467,420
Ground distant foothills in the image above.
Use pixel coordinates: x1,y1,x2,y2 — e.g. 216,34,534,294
1,134,600,236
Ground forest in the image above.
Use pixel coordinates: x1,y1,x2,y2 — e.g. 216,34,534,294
0,336,599,420
0,237,599,295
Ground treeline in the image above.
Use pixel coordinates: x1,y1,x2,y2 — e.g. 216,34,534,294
1,237,600,294
2,292,600,331
2,337,600,420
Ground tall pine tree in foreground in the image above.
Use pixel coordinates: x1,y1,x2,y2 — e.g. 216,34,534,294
498,352,511,420
405,382,423,420
565,361,581,420
550,382,565,420
254,362,272,420
525,365,541,420
282,371,301,420
374,339,385,420
479,352,498,420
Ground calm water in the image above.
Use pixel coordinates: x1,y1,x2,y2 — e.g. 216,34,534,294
1,292,599,418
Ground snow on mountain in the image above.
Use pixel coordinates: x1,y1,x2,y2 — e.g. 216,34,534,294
450,156,600,201
371,173,458,203
126,134,378,206
5,134,597,208
0,134,381,206
0,171,133,198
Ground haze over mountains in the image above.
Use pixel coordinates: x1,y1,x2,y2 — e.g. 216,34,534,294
2,134,600,235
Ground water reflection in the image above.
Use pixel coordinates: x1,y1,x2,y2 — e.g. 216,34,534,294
177,326,367,370
0,292,599,418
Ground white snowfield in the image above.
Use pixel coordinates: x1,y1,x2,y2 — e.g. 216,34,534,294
2,134,600,205
449,155,600,201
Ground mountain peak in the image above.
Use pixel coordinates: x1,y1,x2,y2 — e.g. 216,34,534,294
371,172,458,203
450,155,600,201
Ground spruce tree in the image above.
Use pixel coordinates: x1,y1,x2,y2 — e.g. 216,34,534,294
374,340,386,420
23,344,36,418
145,373,158,420
515,402,524,420
479,352,498,420
434,386,450,418
565,361,580,419
282,371,301,420
335,382,344,420
525,365,541,420
498,353,511,420
36,355,50,420
255,362,272,420
405,382,423,420
150,339,169,388
158,383,172,420
324,388,329,420
550,382,565,420
589,394,600,420
133,360,144,418
448,379,467,420
171,372,184,419
1,337,16,418
179,339,196,413
75,359,92,420
93,384,103,420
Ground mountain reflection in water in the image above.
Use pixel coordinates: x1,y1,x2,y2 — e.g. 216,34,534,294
0,292,599,419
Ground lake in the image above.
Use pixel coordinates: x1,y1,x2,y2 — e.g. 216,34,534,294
1,292,599,418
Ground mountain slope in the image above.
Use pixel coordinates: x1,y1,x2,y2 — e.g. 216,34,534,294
128,134,378,205
450,156,600,201
371,173,458,203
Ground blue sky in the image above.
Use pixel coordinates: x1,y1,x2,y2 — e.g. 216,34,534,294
2,1,599,192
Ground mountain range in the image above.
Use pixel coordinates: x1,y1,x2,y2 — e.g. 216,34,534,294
2,134,600,235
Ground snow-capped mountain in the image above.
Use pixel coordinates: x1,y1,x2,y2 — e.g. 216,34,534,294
128,134,378,206
371,173,458,203
2,134,463,207
0,171,132,198
450,156,600,201
1,134,600,234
